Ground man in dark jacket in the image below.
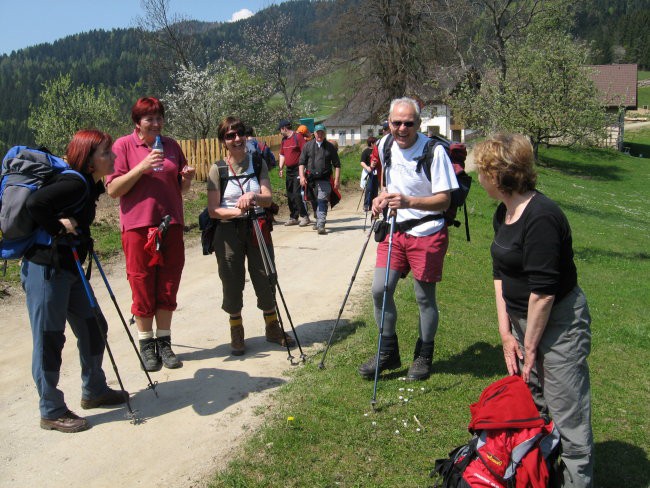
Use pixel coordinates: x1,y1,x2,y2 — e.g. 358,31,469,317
298,124,341,234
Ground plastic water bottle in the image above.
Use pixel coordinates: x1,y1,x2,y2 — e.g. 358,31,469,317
152,135,164,172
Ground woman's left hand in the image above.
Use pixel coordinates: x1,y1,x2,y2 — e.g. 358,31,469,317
522,348,537,383
236,192,257,210
181,165,196,180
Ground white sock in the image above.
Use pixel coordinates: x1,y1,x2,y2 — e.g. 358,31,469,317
156,329,171,338
138,330,154,340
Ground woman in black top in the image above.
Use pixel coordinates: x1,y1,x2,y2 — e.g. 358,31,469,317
22,130,127,433
474,133,594,487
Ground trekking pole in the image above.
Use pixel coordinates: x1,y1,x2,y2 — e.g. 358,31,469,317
356,181,367,213
91,251,158,397
371,211,397,410
249,210,306,364
318,218,378,370
70,245,138,423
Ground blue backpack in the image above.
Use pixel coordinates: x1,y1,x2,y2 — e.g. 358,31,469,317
0,146,88,260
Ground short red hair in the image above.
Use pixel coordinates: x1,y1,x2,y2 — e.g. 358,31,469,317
131,97,165,125
65,129,113,173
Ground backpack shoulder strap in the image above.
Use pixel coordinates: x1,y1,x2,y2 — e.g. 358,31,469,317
251,152,263,181
216,160,228,198
382,134,394,167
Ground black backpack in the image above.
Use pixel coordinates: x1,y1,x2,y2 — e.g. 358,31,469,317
382,134,472,241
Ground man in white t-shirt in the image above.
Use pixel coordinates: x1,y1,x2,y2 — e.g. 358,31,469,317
358,97,459,381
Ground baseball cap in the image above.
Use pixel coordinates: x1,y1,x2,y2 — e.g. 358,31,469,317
314,123,326,132
277,119,291,130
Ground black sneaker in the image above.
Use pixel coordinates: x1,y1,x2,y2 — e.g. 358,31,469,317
406,356,433,381
157,336,183,369
358,352,401,380
139,338,162,372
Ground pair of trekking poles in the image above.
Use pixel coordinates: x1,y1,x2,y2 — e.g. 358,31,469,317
248,208,306,364
318,211,397,409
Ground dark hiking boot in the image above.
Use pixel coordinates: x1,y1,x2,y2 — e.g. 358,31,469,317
81,388,129,409
40,410,89,433
265,320,296,347
157,336,183,369
358,334,401,379
406,356,433,381
230,324,246,356
139,338,162,372
406,340,434,381
358,351,402,380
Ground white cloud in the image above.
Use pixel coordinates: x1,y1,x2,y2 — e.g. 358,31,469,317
229,9,254,22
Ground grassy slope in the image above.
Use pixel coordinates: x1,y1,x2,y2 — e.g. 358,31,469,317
211,145,650,488
637,70,650,108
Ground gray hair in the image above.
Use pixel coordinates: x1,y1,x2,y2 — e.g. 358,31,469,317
389,97,421,122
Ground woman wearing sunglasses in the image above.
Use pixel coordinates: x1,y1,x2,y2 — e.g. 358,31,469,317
206,116,295,356
106,97,195,372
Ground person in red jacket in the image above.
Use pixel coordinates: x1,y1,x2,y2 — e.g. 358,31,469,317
277,120,309,227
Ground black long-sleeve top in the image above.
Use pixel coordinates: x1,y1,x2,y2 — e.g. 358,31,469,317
491,191,578,316
25,172,104,271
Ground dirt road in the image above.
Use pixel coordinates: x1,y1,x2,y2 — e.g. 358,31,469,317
0,189,377,487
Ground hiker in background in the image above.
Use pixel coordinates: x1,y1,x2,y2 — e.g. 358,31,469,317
106,97,195,372
296,124,312,141
358,98,458,382
207,116,295,356
22,130,127,433
360,136,378,212
369,120,391,188
299,124,341,235
244,125,277,170
474,133,593,488
277,120,310,227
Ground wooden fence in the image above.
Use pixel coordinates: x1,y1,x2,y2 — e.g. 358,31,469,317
178,134,283,182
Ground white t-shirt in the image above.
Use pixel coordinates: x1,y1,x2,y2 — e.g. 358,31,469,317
210,154,264,215
378,132,459,237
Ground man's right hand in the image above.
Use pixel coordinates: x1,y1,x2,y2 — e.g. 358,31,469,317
278,167,284,177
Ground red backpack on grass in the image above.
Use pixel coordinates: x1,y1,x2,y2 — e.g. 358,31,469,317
431,375,561,488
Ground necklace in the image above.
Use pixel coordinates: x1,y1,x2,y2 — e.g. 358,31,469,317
505,192,535,224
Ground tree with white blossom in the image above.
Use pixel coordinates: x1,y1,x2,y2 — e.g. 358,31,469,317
163,62,276,140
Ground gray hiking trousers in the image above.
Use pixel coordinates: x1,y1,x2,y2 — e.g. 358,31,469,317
510,286,594,488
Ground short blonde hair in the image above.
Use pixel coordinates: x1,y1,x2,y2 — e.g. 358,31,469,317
474,133,537,195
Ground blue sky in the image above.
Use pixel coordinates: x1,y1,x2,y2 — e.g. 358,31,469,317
0,0,283,55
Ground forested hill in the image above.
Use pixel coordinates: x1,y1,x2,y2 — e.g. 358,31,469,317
0,0,340,152
0,0,648,153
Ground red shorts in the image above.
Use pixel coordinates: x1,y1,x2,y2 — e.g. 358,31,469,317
122,225,185,318
375,228,448,282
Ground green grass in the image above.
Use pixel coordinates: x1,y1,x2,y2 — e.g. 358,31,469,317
625,125,650,158
638,86,650,110
210,145,650,488
637,70,650,110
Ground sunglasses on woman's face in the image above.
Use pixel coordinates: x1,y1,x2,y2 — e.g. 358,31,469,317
224,128,246,141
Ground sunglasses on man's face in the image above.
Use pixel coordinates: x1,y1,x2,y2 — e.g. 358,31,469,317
224,128,246,141
390,120,415,128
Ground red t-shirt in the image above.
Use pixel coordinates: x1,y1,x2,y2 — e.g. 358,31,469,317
107,130,187,232
280,132,305,168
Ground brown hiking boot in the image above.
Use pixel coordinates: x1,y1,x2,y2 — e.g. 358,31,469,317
265,320,295,347
40,410,89,433
230,324,246,356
